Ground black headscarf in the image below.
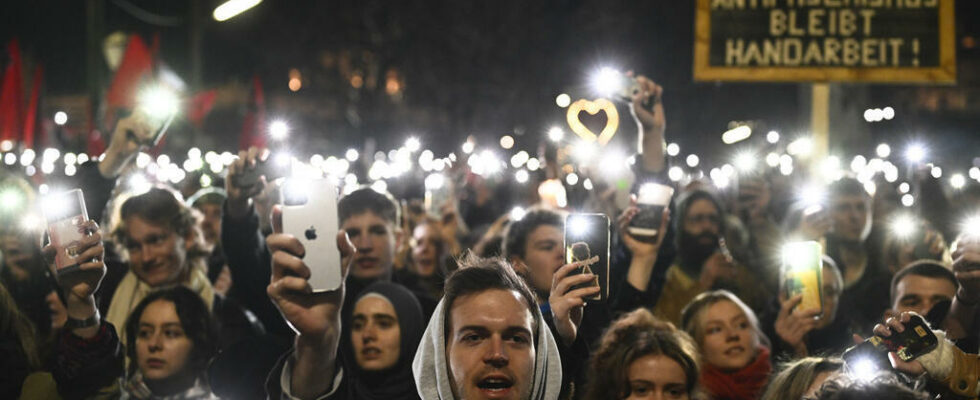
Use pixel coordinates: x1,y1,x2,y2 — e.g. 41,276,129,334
344,281,424,400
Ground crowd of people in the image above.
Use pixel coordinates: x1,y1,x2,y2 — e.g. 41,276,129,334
1,73,979,400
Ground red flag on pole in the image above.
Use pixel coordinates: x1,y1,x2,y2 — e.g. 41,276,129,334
239,75,266,150
0,39,24,143
106,34,153,115
22,65,42,149
99,34,153,155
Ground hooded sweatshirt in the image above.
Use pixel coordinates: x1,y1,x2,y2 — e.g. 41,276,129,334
412,297,563,400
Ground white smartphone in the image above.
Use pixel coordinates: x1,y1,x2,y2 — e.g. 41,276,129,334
281,178,343,292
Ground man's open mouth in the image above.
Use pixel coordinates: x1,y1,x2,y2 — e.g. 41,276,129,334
477,376,514,391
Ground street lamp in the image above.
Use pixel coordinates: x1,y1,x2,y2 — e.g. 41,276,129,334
213,0,263,22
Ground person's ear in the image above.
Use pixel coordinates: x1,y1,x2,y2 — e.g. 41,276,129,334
510,256,528,277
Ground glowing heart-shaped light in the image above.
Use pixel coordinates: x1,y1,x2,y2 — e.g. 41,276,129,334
566,98,619,146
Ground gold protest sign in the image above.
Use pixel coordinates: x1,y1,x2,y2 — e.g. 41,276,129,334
694,0,956,83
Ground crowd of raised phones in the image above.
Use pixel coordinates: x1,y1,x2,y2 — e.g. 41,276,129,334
2,75,980,400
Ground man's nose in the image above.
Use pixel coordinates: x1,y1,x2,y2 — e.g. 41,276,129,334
920,302,935,316
352,235,372,252
131,247,149,265
483,337,509,368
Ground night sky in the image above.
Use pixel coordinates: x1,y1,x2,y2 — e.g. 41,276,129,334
1,0,978,167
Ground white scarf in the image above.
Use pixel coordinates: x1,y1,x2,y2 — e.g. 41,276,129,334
106,267,215,345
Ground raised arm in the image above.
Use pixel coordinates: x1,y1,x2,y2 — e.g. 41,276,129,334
630,74,666,173
267,207,355,400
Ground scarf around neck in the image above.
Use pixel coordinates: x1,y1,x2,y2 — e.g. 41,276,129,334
700,346,772,400
120,370,217,400
106,268,215,345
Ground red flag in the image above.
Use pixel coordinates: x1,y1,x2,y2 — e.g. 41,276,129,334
187,89,217,128
239,75,266,150
22,65,42,148
0,39,24,142
106,34,153,111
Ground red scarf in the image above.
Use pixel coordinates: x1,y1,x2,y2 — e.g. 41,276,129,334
701,346,772,400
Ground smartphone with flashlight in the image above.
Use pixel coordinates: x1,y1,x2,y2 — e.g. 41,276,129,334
232,157,288,188
128,87,179,147
844,314,938,366
424,174,452,217
781,241,823,314
564,214,610,301
42,189,91,278
628,183,674,243
280,178,342,292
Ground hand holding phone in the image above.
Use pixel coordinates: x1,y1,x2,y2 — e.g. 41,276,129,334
781,241,824,315
563,214,610,301
628,183,674,243
843,313,938,379
280,179,342,292
551,214,607,345
42,189,93,278
873,313,939,361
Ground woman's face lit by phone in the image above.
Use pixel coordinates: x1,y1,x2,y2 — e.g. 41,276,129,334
124,216,188,287
699,300,759,371
136,299,194,381
625,354,690,400
351,296,401,371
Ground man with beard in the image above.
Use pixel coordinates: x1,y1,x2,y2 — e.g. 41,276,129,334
651,189,764,324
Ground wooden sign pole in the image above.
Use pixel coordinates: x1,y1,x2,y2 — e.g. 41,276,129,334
811,83,830,164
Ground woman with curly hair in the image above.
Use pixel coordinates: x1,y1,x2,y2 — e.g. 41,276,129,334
585,308,703,400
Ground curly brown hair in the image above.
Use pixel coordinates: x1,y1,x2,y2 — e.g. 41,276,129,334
584,308,702,400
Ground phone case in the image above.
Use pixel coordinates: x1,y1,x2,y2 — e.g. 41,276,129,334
868,315,938,361
281,179,342,292
43,189,90,277
564,214,610,302
782,241,823,314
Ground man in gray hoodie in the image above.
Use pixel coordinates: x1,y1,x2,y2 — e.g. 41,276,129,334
413,254,563,400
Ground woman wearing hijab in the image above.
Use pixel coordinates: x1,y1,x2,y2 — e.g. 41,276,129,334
342,282,425,399
267,279,425,399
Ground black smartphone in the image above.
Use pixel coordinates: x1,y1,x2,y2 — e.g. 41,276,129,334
232,158,288,188
564,213,610,302
844,314,938,365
